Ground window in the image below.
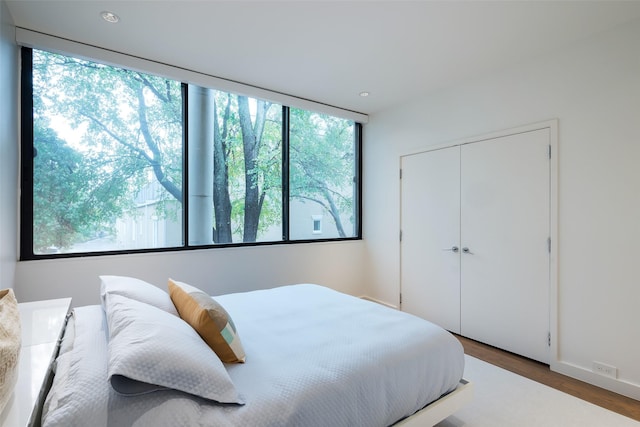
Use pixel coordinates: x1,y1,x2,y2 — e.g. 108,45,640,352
312,215,323,235
186,86,283,245
289,109,357,240
20,48,361,259
26,48,183,255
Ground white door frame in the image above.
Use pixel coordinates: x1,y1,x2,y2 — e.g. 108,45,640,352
399,119,558,366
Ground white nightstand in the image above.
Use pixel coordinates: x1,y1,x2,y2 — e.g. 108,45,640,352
0,298,72,427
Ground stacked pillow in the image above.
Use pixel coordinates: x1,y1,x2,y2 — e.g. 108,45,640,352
100,275,179,316
99,276,246,404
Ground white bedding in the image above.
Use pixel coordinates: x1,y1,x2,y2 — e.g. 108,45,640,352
42,284,464,427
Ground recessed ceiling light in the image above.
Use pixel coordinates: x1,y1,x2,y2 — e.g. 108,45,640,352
100,11,120,23
359,91,370,97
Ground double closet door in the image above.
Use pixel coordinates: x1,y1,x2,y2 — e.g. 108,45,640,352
400,128,551,364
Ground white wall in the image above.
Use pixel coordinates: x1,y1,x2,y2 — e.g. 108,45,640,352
0,0,18,290
6,4,366,308
363,20,640,399
14,240,366,307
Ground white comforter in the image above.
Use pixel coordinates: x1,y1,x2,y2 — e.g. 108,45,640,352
43,284,464,427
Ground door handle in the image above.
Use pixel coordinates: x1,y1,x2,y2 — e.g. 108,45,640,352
443,246,459,253
462,247,474,254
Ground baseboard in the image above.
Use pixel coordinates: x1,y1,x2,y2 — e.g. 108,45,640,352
359,295,398,310
552,360,640,401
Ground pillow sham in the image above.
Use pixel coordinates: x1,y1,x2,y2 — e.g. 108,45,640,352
105,293,243,404
168,279,246,363
100,275,178,316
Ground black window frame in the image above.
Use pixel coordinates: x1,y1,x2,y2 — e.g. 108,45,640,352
19,47,362,260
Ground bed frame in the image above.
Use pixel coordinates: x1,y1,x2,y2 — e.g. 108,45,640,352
393,379,473,426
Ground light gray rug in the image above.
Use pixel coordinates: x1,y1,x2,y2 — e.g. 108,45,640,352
436,355,639,427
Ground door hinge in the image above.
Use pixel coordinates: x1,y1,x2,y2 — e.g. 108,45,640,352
548,145,552,159
548,332,551,347
547,237,551,254
400,168,403,179
399,293,402,305
399,230,403,242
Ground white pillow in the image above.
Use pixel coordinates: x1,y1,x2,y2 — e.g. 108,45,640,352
105,293,244,404
99,275,178,316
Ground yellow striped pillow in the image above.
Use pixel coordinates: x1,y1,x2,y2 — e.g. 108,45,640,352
168,279,245,363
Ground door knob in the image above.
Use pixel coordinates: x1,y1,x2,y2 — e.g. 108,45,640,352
462,247,473,254
443,246,459,253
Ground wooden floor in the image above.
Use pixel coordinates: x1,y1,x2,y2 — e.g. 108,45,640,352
455,335,640,422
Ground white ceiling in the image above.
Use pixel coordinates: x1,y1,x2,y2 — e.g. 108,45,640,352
5,1,640,115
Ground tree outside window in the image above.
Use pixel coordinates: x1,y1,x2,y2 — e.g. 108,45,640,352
25,48,359,257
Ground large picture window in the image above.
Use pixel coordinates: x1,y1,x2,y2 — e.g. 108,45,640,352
20,48,361,259
289,108,357,240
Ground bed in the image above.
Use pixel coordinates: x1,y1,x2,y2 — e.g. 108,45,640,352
40,277,472,427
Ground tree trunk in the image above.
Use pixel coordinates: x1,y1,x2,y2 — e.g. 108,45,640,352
322,187,346,238
237,96,268,242
135,87,182,202
212,94,233,243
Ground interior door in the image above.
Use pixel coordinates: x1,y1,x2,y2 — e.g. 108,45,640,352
400,146,461,333
460,128,550,363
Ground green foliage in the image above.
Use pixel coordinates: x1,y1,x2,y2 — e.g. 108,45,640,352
289,109,356,237
33,50,183,198
211,92,282,242
30,49,356,252
32,50,183,251
32,122,129,251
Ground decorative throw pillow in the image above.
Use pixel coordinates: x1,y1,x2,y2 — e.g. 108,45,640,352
105,293,243,404
168,279,246,363
0,289,21,415
100,275,178,316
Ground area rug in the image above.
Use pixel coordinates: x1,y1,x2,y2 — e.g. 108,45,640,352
436,355,639,426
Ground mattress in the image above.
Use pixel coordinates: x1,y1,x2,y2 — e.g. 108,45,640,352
42,284,464,427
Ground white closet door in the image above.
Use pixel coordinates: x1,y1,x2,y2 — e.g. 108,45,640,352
460,129,550,363
401,146,461,333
